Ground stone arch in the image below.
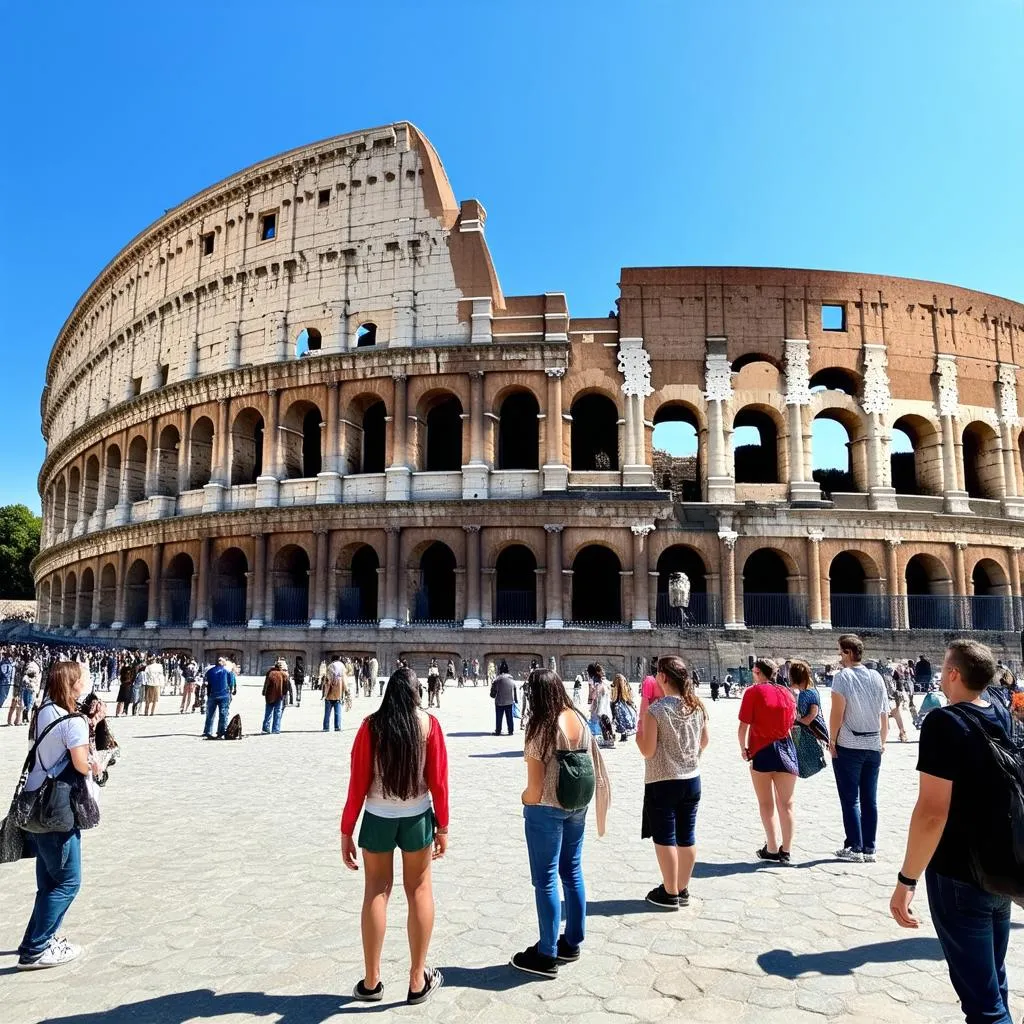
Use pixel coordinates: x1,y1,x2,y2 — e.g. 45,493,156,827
155,424,181,496
54,477,67,534
742,547,805,626
230,407,264,485
812,406,867,495
732,352,783,374
189,416,215,489
971,557,1013,630
295,327,322,357
212,548,248,625
905,552,954,629
272,544,311,625
571,544,622,624
281,399,323,479
356,322,377,348
415,391,464,472
344,393,387,475
652,401,703,500
412,541,457,623
164,552,194,626
336,543,380,622
732,356,784,394
655,544,710,625
63,570,78,628
732,404,783,484
83,455,100,518
77,566,95,628
98,562,117,627
126,435,148,503
495,543,538,623
496,390,540,471
829,550,887,628
891,414,943,496
103,443,121,511
962,420,1002,500
571,392,619,471
124,558,150,626
67,466,81,528
809,367,861,396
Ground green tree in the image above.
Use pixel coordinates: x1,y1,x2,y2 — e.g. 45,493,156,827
0,504,42,599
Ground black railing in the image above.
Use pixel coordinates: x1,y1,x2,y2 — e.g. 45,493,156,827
272,586,310,626
830,594,893,630
336,587,378,624
410,589,457,624
124,584,149,626
563,619,631,630
906,595,958,631
743,593,808,628
164,580,191,626
211,586,247,626
970,595,1015,632
656,592,722,628
494,589,537,625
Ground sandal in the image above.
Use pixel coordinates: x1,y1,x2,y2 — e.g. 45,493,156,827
407,966,443,1005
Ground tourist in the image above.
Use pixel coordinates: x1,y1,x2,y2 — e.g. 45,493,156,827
491,660,517,735
471,657,480,686
590,665,615,747
169,658,182,697
341,667,449,1005
723,672,733,699
7,679,23,726
115,659,134,717
709,675,720,702
202,657,233,739
445,659,456,690
573,675,583,704
737,657,798,864
180,658,197,713
427,659,441,709
16,661,102,970
890,639,1016,1024
261,659,288,734
790,659,829,779
317,658,328,692
131,661,146,715
884,670,909,743
0,649,16,719
22,657,42,723
511,668,609,978
610,674,638,741
636,656,708,909
829,634,888,863
143,656,164,716
323,656,345,732
913,653,932,692
369,654,380,696
292,656,305,707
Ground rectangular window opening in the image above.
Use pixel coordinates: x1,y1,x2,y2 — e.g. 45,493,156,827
821,303,846,332
131,377,142,397
260,212,277,241
159,364,170,387
202,232,215,256
318,188,331,207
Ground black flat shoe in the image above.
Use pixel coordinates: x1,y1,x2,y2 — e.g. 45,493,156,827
556,935,580,963
352,980,383,1002
645,884,680,910
407,966,443,1005
678,888,690,907
510,944,558,978
756,845,781,862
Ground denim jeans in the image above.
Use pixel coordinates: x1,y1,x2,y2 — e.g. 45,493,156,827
22,687,35,719
262,698,284,733
0,679,11,710
926,869,1012,1024
495,704,514,734
18,829,82,961
204,694,231,737
323,699,342,731
832,745,881,853
523,803,587,959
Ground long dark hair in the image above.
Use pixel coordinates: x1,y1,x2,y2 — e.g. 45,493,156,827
523,669,574,760
368,669,424,800
657,655,704,715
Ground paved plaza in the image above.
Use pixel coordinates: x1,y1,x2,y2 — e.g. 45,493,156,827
0,678,1020,1024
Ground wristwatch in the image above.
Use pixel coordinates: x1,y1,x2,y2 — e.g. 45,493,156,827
897,871,917,888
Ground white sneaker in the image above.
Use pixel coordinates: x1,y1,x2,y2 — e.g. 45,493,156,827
835,847,864,863
863,852,877,863
17,936,82,970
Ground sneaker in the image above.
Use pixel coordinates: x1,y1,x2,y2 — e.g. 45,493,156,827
756,845,781,862
835,846,864,862
352,980,384,1002
556,935,581,963
778,850,792,866
18,937,81,970
645,884,680,910
678,888,690,907
863,852,877,863
510,944,558,978
407,966,444,1004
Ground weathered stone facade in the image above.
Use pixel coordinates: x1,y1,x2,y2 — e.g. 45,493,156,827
32,122,1024,672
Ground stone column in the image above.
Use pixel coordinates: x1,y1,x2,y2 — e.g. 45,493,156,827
310,530,328,627
145,418,158,496
178,407,192,493
998,364,1024,517
114,429,131,525
618,338,655,487
89,558,101,629
936,354,971,513
193,536,210,627
316,383,343,503
544,525,564,628
112,549,127,629
807,531,828,628
1009,546,1023,631
463,372,489,499
386,374,412,501
248,533,266,628
144,543,162,629
704,341,735,503
719,531,742,629
204,398,229,512
886,538,904,630
256,389,281,507
381,527,400,627
542,368,569,492
631,523,654,629
953,541,969,629
785,339,819,501
463,525,482,627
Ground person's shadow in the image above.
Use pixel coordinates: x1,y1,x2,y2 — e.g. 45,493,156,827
758,938,944,978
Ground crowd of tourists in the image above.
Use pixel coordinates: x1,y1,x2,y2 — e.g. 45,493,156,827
2,634,1022,1023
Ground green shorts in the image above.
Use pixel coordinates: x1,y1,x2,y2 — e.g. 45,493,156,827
358,808,435,854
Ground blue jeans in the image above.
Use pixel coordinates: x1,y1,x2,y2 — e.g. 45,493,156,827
926,870,1012,1024
832,745,881,853
19,829,82,961
22,687,35,719
323,699,342,731
523,804,587,959
0,679,11,710
204,694,231,737
262,698,284,733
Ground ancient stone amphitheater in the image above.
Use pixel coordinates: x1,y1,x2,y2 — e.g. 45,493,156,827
33,121,1024,675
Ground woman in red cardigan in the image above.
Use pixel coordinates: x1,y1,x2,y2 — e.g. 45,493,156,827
341,667,449,1006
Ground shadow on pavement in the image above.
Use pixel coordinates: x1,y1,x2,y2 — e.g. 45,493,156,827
757,938,944,978
693,858,835,877
468,750,524,759
446,731,501,737
585,898,663,917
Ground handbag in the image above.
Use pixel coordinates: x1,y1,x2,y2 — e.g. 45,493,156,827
794,723,827,779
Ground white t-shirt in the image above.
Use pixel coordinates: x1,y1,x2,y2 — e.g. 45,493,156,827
145,663,165,688
833,665,888,750
26,702,89,793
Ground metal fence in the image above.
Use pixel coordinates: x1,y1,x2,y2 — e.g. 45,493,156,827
272,585,309,626
743,593,808,628
211,586,246,626
494,589,537,625
164,580,191,626
336,587,378,624
655,593,723,628
830,594,893,630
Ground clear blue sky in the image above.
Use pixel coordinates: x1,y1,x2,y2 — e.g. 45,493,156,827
2,0,1021,510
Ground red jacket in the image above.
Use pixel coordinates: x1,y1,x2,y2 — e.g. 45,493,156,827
341,714,449,836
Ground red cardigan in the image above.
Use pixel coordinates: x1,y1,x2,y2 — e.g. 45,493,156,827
341,714,449,836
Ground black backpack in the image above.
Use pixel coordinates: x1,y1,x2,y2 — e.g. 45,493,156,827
947,704,1024,898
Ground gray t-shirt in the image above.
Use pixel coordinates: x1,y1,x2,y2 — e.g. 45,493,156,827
26,702,89,792
833,665,888,750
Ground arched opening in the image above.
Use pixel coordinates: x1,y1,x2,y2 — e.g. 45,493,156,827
809,368,861,396
743,548,804,626
164,553,194,626
83,456,100,518
413,542,457,623
67,467,81,529
155,425,181,496
732,353,783,374
422,394,463,471
50,577,62,628
495,545,538,623
497,392,540,470
77,567,94,628
98,562,117,627
212,548,248,625
189,417,214,489
570,545,622,624
126,436,148,503
231,408,264,485
571,394,619,471
891,415,943,496
652,405,701,501
829,551,888,628
272,545,310,625
103,444,121,510
732,407,780,484
345,397,387,474
337,545,380,622
812,411,860,496
357,323,377,348
962,421,1001,500
63,572,77,628
295,328,322,357
971,559,1012,630
656,545,713,625
54,477,67,533
905,553,954,629
124,558,151,626
281,401,323,479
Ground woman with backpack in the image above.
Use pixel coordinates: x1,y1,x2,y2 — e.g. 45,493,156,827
512,669,610,978
636,656,709,909
610,674,638,741
341,668,449,1006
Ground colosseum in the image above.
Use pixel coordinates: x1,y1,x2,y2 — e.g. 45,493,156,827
32,121,1024,676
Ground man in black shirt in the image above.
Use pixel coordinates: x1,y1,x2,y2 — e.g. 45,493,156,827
890,639,1014,1024
913,654,932,690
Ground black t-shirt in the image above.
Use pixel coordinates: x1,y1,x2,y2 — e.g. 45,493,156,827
916,701,1011,883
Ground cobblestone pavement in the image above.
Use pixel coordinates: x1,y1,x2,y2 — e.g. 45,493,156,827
0,680,1020,1024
